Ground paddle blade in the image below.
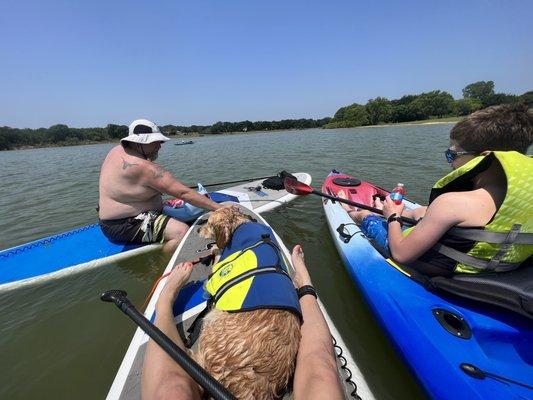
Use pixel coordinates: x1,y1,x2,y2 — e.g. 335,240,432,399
284,177,313,195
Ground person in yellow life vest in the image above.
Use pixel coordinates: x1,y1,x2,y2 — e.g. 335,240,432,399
342,103,533,277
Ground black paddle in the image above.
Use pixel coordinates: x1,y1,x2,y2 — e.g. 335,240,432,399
100,290,236,400
460,363,533,390
283,177,418,226
187,174,279,189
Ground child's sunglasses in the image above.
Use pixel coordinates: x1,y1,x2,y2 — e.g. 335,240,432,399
445,148,476,163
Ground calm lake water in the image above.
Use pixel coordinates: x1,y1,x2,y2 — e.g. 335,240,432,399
0,125,455,399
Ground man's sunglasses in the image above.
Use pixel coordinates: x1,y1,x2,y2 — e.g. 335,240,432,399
444,148,476,163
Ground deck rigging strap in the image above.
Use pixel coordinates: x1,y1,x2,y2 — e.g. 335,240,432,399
332,335,361,399
337,223,360,244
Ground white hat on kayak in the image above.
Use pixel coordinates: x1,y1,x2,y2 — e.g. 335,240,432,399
121,119,170,144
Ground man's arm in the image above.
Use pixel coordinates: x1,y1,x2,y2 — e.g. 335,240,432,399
384,194,466,264
143,164,221,211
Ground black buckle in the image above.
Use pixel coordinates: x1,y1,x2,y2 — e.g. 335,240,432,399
336,223,359,243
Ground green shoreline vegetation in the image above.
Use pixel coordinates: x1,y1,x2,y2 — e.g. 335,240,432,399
1,81,531,151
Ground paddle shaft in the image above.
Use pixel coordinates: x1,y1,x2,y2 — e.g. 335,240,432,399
313,189,418,226
188,174,274,189
104,292,236,400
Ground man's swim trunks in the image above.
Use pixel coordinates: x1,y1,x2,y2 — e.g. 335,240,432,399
99,211,171,243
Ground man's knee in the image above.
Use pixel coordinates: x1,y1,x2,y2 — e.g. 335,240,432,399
164,219,189,241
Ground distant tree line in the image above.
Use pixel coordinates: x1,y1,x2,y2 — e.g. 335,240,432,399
0,124,123,151
1,81,531,150
0,118,330,150
325,81,532,128
161,118,331,135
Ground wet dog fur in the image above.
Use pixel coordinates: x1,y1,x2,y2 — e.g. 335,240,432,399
197,206,301,399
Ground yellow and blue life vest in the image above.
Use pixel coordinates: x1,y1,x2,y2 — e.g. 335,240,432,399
204,222,302,319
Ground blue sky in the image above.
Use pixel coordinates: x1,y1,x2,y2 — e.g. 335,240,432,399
1,0,532,128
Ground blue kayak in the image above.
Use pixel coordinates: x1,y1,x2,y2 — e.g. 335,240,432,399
322,171,533,400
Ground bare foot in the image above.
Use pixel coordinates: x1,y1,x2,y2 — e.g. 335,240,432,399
337,190,357,213
337,190,371,223
159,262,194,306
291,245,312,289
373,197,384,210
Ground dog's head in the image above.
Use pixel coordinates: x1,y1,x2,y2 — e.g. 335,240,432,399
199,206,253,249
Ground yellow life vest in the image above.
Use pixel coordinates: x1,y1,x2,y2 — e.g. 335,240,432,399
405,151,533,273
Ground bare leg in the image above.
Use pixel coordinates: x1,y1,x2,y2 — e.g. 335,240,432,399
142,262,201,400
337,190,372,224
291,245,344,400
162,219,189,256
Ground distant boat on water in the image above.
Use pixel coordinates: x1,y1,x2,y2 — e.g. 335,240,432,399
175,140,194,146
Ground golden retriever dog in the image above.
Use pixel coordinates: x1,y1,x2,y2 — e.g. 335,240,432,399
197,206,301,400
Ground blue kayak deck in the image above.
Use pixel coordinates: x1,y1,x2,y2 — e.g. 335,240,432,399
0,224,146,287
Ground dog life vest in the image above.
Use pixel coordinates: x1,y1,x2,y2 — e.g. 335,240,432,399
205,222,302,319
404,151,533,273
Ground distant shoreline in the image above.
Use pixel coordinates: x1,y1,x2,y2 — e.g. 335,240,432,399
4,119,460,151
360,119,460,129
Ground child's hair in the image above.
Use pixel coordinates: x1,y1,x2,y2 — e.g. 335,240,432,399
450,103,533,154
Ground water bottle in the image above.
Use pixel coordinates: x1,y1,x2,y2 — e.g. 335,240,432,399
390,183,405,205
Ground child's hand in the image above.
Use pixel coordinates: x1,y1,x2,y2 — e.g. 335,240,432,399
383,196,405,219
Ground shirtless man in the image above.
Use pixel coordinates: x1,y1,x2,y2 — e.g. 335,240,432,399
98,119,221,253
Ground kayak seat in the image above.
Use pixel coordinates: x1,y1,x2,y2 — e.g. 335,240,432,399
330,175,388,208
429,260,533,320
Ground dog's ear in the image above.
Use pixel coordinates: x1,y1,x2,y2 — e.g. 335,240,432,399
214,221,233,249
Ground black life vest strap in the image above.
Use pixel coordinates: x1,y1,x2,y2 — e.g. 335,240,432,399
432,224,521,272
259,234,293,272
486,224,523,270
446,225,533,244
212,266,289,304
207,238,269,280
431,241,521,272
